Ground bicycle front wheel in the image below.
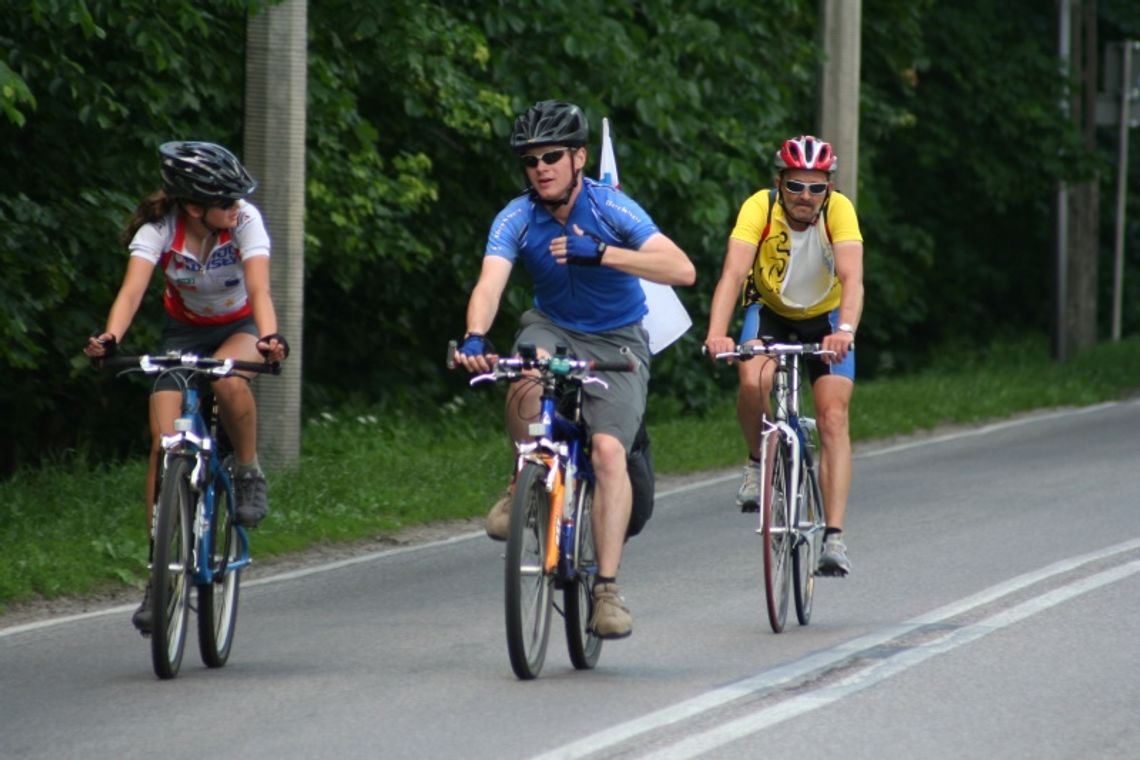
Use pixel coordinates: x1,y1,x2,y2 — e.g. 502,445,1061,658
198,472,241,668
504,462,554,679
151,456,193,679
793,462,824,626
564,482,602,670
762,437,793,633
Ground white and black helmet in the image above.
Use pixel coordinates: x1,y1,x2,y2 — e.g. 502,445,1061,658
509,100,589,152
159,141,257,204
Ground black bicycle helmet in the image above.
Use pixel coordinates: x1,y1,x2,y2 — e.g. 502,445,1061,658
159,141,258,204
509,100,589,152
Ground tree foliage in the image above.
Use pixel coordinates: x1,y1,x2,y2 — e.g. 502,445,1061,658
1,0,1122,476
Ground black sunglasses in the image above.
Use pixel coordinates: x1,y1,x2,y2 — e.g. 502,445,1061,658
521,148,570,168
783,179,829,196
212,198,239,210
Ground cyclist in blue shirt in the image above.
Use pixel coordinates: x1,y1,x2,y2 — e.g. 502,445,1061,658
453,100,695,639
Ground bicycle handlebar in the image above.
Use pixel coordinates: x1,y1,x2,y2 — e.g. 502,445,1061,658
447,339,636,382
101,353,282,376
710,342,838,361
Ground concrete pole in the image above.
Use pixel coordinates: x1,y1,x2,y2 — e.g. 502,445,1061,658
1054,0,1070,361
1111,41,1134,341
817,0,862,206
244,0,307,469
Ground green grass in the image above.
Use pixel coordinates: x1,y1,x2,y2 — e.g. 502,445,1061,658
2,335,1138,612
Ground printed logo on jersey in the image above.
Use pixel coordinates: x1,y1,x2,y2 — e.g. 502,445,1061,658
767,231,790,282
604,197,644,225
488,205,527,256
175,254,202,273
207,244,240,269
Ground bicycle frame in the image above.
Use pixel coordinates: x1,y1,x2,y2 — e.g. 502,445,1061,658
513,368,593,579
758,352,809,539
154,362,251,585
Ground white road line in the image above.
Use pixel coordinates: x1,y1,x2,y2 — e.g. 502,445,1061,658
1,402,1129,639
641,558,1140,759
532,537,1140,760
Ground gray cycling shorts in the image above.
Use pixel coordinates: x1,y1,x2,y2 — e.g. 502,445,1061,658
154,315,258,392
513,309,651,452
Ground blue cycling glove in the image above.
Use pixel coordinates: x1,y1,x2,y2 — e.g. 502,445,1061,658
565,231,608,266
459,333,494,357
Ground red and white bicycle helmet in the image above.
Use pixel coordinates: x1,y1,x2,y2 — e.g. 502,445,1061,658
774,135,837,174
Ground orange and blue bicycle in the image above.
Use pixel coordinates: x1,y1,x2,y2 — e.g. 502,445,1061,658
454,341,635,679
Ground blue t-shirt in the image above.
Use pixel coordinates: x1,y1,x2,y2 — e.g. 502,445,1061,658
484,178,660,333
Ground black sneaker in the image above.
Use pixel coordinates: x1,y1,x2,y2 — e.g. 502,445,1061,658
132,582,153,635
234,468,268,527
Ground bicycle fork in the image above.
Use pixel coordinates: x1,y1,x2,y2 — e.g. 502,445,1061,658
757,419,801,539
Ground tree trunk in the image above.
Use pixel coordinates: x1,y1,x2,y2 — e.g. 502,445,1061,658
244,0,308,469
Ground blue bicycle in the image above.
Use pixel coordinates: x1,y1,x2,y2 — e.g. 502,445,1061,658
453,341,635,679
104,352,279,679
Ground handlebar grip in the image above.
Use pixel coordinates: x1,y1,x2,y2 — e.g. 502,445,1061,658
101,355,143,371
446,339,457,370
591,360,637,373
232,359,281,375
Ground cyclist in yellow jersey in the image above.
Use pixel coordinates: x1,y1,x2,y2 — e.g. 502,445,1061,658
704,135,863,576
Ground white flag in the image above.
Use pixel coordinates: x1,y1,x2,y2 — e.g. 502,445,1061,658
599,117,692,355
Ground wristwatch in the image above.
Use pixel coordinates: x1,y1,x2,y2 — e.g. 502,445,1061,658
838,323,856,335
595,240,608,260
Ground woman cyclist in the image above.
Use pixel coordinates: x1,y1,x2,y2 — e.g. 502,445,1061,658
83,141,289,633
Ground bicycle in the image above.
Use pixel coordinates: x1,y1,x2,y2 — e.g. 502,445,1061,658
712,340,833,633
102,352,279,679
449,341,635,679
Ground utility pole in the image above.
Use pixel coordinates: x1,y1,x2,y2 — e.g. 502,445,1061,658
817,0,862,205
1054,0,1070,361
244,0,307,469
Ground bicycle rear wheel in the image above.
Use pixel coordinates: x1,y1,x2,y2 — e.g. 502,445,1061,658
505,462,554,679
151,456,193,679
198,471,241,668
564,482,602,670
793,462,824,626
762,436,793,633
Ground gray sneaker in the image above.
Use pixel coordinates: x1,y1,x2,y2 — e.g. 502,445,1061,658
736,461,763,512
589,582,632,639
485,493,511,541
816,535,851,577
234,468,268,527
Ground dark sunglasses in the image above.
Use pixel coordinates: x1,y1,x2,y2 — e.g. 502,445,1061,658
212,198,239,210
521,148,570,168
783,179,830,196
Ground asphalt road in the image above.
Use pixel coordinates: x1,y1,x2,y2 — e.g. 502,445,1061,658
3,400,1139,760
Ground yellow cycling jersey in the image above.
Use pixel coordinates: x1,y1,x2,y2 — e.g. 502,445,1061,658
730,189,862,319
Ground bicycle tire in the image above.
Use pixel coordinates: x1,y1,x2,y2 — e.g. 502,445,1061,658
197,469,241,668
151,456,193,679
564,481,602,670
504,461,554,679
762,436,793,633
793,461,824,626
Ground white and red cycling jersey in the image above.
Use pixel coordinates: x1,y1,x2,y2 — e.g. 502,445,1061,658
128,201,271,325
